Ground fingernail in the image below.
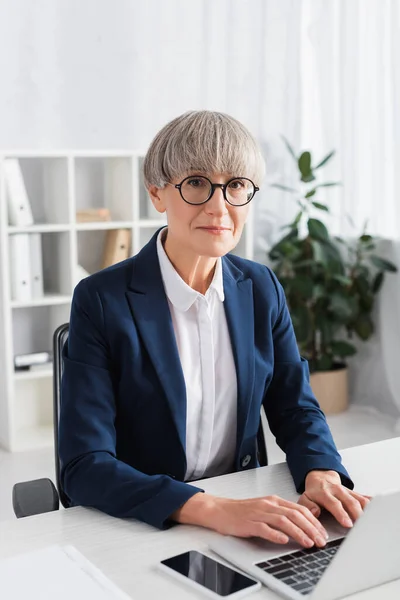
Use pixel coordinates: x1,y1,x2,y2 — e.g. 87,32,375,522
304,538,314,547
316,536,326,547
344,518,353,527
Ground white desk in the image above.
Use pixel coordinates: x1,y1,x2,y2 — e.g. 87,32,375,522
1,438,400,600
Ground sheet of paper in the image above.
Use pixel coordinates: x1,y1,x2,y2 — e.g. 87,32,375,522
0,545,131,600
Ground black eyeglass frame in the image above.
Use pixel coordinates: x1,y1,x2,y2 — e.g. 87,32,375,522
172,175,260,207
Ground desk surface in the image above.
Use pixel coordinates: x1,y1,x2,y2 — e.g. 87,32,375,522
1,437,400,600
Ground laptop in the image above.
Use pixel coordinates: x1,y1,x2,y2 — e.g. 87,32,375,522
210,489,400,600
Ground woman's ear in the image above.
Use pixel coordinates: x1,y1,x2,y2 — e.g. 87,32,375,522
147,185,167,214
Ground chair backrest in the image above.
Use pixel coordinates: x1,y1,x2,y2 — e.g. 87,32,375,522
53,322,70,508
257,407,268,467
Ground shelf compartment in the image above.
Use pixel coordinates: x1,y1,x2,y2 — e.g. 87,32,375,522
8,157,70,225
8,231,72,303
74,157,133,222
12,304,70,358
77,228,133,276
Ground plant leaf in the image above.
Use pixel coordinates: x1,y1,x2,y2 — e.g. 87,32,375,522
332,274,352,286
314,150,335,169
329,293,355,320
301,172,316,183
311,240,327,264
311,201,329,212
316,182,341,188
330,340,357,357
290,276,314,299
270,183,298,193
281,135,298,161
369,255,398,272
291,211,303,228
308,218,329,241
360,234,373,243
305,189,316,199
354,314,374,340
372,271,384,293
298,151,312,179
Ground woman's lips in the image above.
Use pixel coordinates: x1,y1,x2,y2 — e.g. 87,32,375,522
198,226,231,234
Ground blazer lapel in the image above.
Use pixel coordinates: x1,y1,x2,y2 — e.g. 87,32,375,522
222,259,255,452
125,231,187,456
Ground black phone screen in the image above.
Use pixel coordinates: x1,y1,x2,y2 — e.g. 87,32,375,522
161,550,258,597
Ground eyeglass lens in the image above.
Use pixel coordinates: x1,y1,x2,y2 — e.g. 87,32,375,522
180,177,254,205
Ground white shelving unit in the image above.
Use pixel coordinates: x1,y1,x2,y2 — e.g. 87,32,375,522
0,151,254,452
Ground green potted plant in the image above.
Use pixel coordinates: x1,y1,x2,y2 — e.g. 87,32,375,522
269,138,397,413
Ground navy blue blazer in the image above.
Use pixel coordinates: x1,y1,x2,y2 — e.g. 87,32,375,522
59,228,353,530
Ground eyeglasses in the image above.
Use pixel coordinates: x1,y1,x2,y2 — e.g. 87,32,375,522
169,175,259,207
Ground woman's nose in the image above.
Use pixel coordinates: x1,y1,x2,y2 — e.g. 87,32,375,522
205,186,227,215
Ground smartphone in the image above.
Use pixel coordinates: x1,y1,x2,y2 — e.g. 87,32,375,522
159,550,261,599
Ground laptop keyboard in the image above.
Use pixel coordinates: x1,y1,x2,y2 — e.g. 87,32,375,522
255,537,344,596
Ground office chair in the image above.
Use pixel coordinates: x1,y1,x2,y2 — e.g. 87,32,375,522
12,323,268,518
12,323,70,518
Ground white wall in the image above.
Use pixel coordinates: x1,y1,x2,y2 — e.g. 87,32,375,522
0,0,300,154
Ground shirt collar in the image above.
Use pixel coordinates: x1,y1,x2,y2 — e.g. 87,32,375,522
156,228,225,312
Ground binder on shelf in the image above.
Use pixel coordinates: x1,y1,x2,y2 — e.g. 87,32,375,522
9,234,32,302
3,159,34,226
101,229,131,269
14,351,51,370
29,233,44,298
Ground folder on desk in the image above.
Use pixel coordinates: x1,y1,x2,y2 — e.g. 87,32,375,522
0,545,131,600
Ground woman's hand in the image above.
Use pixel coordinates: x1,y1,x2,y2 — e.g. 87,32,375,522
298,470,371,527
172,492,330,548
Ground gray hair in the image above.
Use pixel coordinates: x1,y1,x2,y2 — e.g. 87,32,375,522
143,110,265,189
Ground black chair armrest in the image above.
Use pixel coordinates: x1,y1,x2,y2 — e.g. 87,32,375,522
12,478,59,518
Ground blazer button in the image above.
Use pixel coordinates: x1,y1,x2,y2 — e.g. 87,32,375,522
241,454,252,468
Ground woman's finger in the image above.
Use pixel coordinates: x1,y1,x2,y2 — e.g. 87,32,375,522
334,487,365,522
297,493,321,518
263,513,315,548
248,521,289,545
312,493,353,528
270,496,327,538
277,506,328,547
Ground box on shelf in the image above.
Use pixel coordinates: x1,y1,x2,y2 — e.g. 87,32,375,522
76,208,111,223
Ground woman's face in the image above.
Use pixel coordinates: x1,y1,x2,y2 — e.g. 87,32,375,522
148,172,251,258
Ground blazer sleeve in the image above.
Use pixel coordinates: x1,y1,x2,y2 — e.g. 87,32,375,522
59,279,202,529
262,268,354,494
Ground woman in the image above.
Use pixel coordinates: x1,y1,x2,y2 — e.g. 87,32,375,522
59,110,369,550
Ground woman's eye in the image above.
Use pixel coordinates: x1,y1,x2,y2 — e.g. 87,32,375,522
188,178,205,187
229,179,245,189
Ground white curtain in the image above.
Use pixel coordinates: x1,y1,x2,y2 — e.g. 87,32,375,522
297,0,400,419
1,0,399,416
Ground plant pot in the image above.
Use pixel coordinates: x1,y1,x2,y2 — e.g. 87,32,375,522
309,366,348,415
